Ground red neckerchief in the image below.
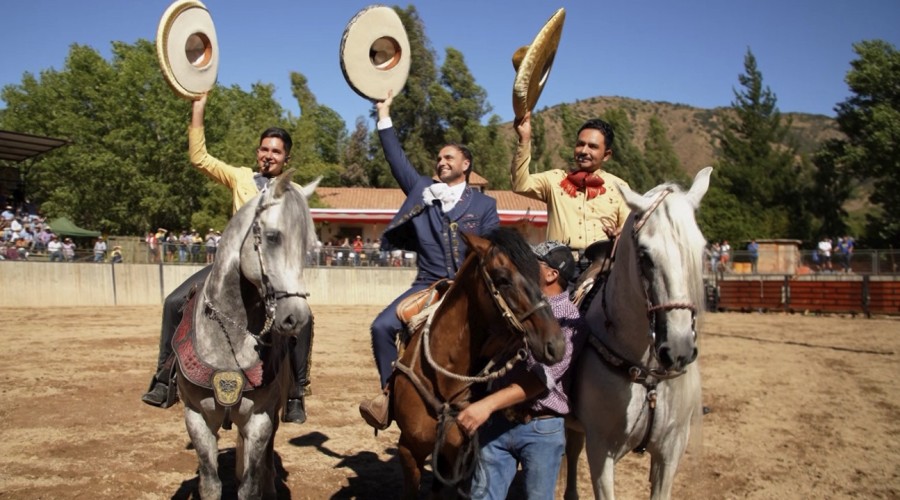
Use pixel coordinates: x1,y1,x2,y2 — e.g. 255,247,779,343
560,170,605,200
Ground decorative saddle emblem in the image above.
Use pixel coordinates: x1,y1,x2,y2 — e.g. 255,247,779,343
172,291,263,406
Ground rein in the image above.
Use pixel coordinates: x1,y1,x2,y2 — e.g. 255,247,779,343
205,197,309,351
599,187,697,378
392,244,549,489
591,187,700,453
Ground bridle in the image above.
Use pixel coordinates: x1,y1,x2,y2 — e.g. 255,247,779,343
423,245,550,384
204,196,309,348
392,243,552,489
598,187,698,382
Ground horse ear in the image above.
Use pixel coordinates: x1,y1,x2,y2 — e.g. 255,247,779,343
300,176,322,200
617,182,654,213
685,166,713,209
274,168,297,197
460,231,490,256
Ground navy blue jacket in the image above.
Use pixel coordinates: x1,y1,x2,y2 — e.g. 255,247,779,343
379,126,500,285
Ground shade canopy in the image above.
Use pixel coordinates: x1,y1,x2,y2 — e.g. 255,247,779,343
47,217,101,238
0,130,69,163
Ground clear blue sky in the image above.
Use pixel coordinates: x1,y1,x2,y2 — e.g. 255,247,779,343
2,0,899,129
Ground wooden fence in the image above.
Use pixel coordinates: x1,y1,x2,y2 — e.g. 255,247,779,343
710,275,900,316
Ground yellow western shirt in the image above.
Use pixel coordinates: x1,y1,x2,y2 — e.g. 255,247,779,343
511,140,631,251
188,126,265,215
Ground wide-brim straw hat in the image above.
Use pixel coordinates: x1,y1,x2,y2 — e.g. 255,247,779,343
156,0,219,100
340,5,411,101
512,8,566,119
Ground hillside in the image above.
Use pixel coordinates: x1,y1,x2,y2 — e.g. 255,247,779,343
512,96,842,176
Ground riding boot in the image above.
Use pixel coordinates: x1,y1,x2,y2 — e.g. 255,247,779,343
283,316,314,424
359,386,391,431
142,268,209,408
142,357,176,408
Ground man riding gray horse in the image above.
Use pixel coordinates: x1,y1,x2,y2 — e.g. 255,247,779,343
141,92,312,423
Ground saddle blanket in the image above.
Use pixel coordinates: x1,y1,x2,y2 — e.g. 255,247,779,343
172,292,263,397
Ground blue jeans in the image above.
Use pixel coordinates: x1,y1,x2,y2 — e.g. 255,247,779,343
471,415,565,499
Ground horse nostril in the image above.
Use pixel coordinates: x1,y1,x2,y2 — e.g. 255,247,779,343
690,348,698,363
658,347,673,368
281,313,298,331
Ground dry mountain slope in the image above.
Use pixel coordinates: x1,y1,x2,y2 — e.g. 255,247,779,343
512,96,841,177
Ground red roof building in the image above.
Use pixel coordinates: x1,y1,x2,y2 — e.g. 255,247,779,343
311,181,549,245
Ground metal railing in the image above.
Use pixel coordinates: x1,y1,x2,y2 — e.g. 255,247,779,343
706,249,900,276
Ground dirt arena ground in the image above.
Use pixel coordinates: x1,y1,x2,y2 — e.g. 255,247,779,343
0,305,897,499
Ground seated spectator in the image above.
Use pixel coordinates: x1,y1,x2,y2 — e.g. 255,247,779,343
62,238,76,262
47,235,63,262
110,245,123,264
14,237,29,260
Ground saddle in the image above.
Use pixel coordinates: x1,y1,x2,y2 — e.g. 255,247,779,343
395,279,452,334
571,239,616,313
172,288,263,406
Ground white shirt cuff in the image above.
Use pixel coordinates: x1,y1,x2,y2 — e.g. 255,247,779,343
376,117,393,130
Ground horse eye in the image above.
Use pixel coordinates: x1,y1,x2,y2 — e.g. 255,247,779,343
638,247,654,268
265,231,281,245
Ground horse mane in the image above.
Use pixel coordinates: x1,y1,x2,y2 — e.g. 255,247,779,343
483,227,540,285
642,182,707,315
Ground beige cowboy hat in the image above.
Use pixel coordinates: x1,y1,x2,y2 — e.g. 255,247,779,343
156,0,219,100
340,5,411,101
512,8,566,119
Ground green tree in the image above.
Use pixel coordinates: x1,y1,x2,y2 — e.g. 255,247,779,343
709,49,807,241
602,108,652,192
290,71,346,186
341,117,372,187
644,116,687,186
829,40,900,246
0,40,298,235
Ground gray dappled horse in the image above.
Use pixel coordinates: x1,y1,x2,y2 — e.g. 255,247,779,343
565,167,712,500
174,170,318,499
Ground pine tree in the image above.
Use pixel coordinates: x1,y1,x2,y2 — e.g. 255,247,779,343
829,40,900,246
710,49,806,241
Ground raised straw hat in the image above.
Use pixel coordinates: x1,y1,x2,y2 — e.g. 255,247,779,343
512,8,566,119
340,5,411,101
156,0,219,100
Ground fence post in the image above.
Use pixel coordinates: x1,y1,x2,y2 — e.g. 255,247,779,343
862,275,871,318
110,261,118,306
158,261,165,304
782,275,791,312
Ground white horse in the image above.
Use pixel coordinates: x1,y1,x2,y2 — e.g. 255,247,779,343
174,170,318,499
565,167,712,499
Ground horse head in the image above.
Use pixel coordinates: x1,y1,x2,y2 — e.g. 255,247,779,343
461,229,565,366
614,167,711,372
236,169,320,338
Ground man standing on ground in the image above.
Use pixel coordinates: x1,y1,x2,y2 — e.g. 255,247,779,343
457,241,587,499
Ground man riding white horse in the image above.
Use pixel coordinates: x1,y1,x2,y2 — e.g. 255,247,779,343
141,92,313,424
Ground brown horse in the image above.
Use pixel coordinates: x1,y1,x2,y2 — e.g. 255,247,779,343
391,228,567,498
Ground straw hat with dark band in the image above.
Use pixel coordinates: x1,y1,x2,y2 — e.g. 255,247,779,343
340,5,411,101
156,0,219,100
512,8,566,119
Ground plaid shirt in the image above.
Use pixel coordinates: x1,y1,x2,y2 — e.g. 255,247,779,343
497,291,588,416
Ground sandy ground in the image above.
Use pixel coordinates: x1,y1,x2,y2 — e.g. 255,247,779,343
0,305,898,499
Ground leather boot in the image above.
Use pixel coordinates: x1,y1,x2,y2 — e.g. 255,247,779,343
141,367,174,408
359,388,391,430
283,396,307,424
282,318,314,424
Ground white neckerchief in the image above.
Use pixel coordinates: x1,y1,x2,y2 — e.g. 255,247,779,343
424,182,466,213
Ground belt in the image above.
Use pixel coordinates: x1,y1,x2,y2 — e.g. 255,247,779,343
503,407,560,425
